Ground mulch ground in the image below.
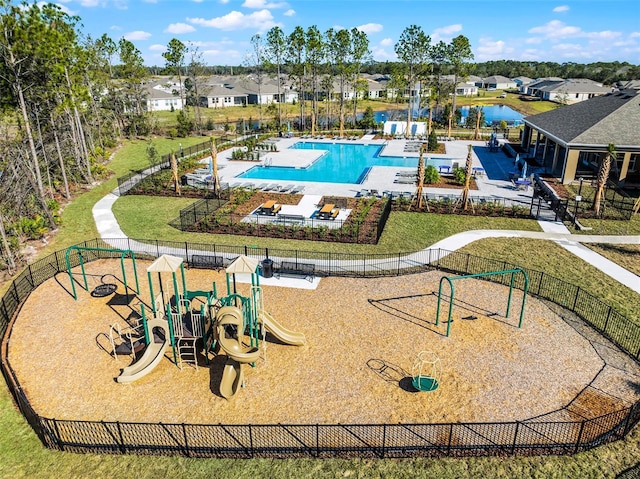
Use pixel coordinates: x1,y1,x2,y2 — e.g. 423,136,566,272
7,259,640,425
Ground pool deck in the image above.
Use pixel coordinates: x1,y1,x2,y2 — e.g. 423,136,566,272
209,135,539,206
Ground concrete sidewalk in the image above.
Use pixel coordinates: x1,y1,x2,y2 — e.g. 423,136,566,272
93,185,640,294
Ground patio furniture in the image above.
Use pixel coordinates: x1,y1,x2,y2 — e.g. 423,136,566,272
258,200,281,216
189,254,224,270
317,203,336,219
276,260,315,282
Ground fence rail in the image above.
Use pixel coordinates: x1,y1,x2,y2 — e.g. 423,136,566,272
1,238,640,458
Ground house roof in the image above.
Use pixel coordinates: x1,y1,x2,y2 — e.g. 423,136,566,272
483,75,514,84
524,89,640,147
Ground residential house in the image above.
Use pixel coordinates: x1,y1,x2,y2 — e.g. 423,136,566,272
521,88,640,185
482,75,517,90
512,76,534,88
199,77,248,108
146,80,184,111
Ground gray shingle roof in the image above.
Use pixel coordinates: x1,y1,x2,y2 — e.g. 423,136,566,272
524,90,640,147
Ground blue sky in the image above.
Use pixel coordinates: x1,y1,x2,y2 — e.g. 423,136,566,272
56,0,640,66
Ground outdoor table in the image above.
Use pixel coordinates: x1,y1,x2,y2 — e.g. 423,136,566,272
259,200,278,215
318,203,335,219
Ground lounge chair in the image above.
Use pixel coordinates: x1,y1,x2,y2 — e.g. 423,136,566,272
263,184,279,191
394,177,416,184
280,184,295,193
290,185,305,194
255,183,268,190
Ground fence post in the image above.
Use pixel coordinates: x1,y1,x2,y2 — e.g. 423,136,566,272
316,424,320,457
28,264,35,287
381,424,386,458
397,252,401,276
249,424,253,458
115,421,126,453
446,423,454,455
182,423,190,457
623,403,638,436
185,242,189,262
511,422,520,455
572,287,580,311
574,420,586,454
603,306,613,333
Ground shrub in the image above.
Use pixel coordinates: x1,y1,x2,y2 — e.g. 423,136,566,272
452,166,466,185
427,130,438,151
424,165,440,184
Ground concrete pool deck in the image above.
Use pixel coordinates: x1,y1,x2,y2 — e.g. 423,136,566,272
211,136,536,205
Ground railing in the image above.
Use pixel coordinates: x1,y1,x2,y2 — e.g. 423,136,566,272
116,140,212,196
1,239,640,458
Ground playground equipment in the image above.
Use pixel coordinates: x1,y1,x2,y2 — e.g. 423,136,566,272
117,310,170,383
207,256,306,398
65,246,140,301
435,269,529,337
412,351,441,392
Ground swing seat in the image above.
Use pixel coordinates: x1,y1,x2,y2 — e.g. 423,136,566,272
411,350,441,393
412,375,439,392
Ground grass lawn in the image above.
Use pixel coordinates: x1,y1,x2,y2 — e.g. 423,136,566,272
458,237,640,320
2,137,640,478
112,195,542,254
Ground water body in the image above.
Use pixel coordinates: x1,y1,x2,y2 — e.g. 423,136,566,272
238,142,451,184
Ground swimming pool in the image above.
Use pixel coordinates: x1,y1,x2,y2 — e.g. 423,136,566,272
238,142,450,184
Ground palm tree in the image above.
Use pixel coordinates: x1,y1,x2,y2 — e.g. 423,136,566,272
462,145,473,210
592,143,616,216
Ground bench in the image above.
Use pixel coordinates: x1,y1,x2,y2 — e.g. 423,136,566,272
189,254,224,270
276,260,315,282
276,214,306,224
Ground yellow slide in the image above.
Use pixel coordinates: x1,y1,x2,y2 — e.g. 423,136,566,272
259,311,306,346
216,306,260,398
116,318,169,383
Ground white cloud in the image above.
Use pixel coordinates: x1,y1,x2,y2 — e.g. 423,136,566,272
283,8,295,16
164,22,196,34
242,0,288,8
110,25,122,30
474,37,515,61
142,0,157,3
149,44,166,52
218,0,229,3
371,46,395,61
124,30,152,41
41,2,75,14
430,24,462,42
553,5,570,12
188,10,277,32
79,0,100,6
380,38,393,47
528,20,581,39
356,23,383,35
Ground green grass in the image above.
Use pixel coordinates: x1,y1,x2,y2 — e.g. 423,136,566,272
113,196,542,254
458,237,640,320
3,137,640,478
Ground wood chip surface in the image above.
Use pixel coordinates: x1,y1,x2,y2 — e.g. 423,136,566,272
7,259,640,425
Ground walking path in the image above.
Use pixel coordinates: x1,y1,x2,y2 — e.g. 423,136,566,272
92,187,640,293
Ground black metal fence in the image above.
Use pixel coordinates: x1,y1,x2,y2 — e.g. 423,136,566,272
116,140,212,196
2,238,640,458
176,197,392,245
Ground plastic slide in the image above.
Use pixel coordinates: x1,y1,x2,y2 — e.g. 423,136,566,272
216,306,261,363
116,319,169,384
219,357,243,399
259,311,306,346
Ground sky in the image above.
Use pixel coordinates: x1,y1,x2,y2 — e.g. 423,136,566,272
54,0,640,66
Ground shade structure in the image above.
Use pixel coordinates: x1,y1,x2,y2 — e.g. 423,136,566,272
147,254,183,273
226,255,259,274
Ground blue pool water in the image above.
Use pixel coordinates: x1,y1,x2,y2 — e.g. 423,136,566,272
238,142,450,184
458,105,524,126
